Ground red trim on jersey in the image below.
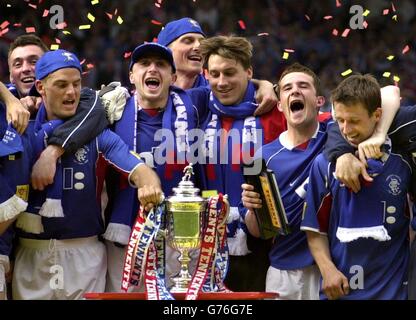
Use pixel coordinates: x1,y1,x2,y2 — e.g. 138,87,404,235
317,193,332,233
260,107,287,144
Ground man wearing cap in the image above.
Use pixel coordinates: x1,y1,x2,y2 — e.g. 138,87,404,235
102,42,201,292
10,49,162,300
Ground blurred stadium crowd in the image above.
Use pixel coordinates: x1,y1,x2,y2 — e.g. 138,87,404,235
1,0,416,109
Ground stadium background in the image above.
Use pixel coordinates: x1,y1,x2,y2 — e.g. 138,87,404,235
1,0,415,110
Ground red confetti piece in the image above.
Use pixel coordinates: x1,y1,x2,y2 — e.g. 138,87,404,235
341,28,350,37
383,9,389,15
332,28,339,36
114,9,118,15
336,0,342,7
86,63,94,69
0,28,9,36
13,23,22,27
284,48,295,53
0,21,10,29
42,9,49,17
55,38,61,44
152,37,158,42
391,2,396,12
26,27,36,33
124,51,132,59
324,16,333,20
106,12,113,20
155,3,160,8
402,45,410,54
82,71,90,76
55,22,67,29
28,3,37,9
305,15,310,21
151,19,162,25
238,20,246,30
80,59,86,65
257,33,269,36
363,21,368,29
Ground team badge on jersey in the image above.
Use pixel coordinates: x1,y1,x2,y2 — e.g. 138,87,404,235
386,174,402,196
74,146,89,164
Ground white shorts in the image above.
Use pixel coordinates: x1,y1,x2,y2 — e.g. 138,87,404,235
12,236,106,300
266,264,321,300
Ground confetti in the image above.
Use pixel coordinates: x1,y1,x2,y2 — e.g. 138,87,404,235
332,28,339,36
383,9,389,15
0,21,10,29
50,44,59,50
341,28,350,37
124,51,132,59
257,32,269,36
324,16,333,20
393,75,400,82
13,23,22,27
151,19,162,25
383,72,391,78
336,0,342,7
28,3,37,9
341,69,352,77
86,63,94,69
79,24,91,30
91,0,99,4
392,15,397,21
0,28,9,36
402,45,410,54
117,16,123,24
387,55,395,61
391,2,396,12
80,59,86,65
114,9,118,15
26,27,36,33
55,38,61,44
284,48,295,53
106,12,113,19
282,52,289,60
62,30,71,35
7,4,11,7
238,20,246,30
363,21,368,28
305,15,310,21
55,22,67,29
87,13,95,22
42,9,49,17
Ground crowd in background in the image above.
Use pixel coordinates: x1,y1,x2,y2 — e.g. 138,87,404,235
1,0,416,109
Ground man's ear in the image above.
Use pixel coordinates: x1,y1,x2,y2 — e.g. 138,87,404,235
129,71,134,85
277,100,283,112
247,66,253,80
171,73,177,85
35,80,44,96
316,95,325,108
374,107,382,121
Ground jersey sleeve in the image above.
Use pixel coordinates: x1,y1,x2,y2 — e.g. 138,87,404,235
300,153,333,235
97,128,143,177
323,121,355,162
48,88,109,153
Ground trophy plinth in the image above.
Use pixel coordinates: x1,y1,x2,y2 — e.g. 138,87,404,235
166,164,207,293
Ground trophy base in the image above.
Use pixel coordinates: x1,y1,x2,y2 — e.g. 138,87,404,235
169,274,192,293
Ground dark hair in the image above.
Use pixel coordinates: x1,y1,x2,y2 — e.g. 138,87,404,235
199,35,252,70
277,62,322,96
331,74,381,115
8,34,48,58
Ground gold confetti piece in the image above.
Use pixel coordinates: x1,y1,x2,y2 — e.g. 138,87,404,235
402,45,410,54
387,55,395,61
91,0,99,4
87,13,95,22
363,9,370,17
341,28,350,37
383,9,389,15
383,72,391,77
79,24,91,30
392,15,397,21
50,44,59,50
282,52,289,60
117,16,123,24
62,30,71,35
393,75,400,82
341,69,352,77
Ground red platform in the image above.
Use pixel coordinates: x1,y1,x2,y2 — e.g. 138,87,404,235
84,291,278,300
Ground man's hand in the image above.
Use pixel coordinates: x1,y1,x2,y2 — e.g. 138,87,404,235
252,80,278,116
20,96,42,115
357,134,385,163
6,98,30,134
130,164,163,212
321,267,350,300
241,183,262,210
335,153,372,193
31,145,64,190
99,82,130,124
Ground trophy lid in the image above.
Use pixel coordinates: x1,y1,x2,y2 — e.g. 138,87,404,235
169,163,203,201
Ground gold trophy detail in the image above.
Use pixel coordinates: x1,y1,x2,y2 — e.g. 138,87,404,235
166,164,207,293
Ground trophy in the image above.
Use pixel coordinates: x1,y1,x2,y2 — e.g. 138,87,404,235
165,164,207,293
244,158,290,239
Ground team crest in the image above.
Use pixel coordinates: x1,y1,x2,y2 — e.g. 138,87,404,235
74,146,89,164
386,174,402,196
62,52,75,61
